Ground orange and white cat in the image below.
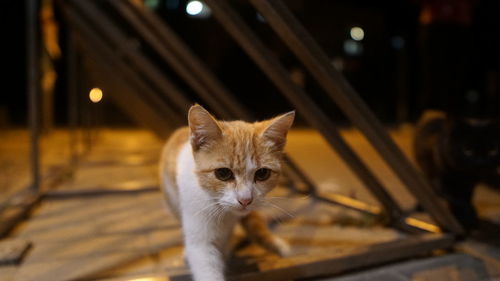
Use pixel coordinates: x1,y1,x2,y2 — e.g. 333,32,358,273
159,105,294,281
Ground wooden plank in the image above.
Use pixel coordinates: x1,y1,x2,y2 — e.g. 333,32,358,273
230,233,454,281
0,192,39,238
44,186,157,199
203,0,403,222
316,192,382,216
249,0,463,234
0,239,31,265
163,234,453,281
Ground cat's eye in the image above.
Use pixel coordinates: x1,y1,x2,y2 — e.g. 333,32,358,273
254,168,271,182
214,168,234,181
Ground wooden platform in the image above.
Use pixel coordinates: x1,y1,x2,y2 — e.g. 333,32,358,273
1,129,500,281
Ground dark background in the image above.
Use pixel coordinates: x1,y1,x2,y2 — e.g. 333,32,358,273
2,0,499,127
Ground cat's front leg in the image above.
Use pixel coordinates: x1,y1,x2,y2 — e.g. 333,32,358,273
241,211,291,257
184,239,225,281
183,215,228,281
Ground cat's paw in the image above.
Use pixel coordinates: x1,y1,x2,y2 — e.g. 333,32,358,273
271,236,291,257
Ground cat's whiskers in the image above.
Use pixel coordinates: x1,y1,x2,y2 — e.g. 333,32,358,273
206,204,223,222
261,200,294,218
216,205,228,224
266,194,311,202
193,201,221,217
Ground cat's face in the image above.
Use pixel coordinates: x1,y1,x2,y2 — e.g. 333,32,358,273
188,105,295,216
446,118,500,170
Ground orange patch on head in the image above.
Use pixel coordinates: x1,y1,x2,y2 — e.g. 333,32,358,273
187,105,294,193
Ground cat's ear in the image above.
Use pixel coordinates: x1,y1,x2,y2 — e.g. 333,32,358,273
188,105,222,151
262,111,295,150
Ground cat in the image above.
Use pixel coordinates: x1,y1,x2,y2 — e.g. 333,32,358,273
413,110,500,229
159,105,293,281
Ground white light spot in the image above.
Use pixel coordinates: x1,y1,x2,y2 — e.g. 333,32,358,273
186,0,211,18
350,27,364,41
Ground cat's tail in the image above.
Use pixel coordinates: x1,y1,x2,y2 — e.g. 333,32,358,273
241,211,291,257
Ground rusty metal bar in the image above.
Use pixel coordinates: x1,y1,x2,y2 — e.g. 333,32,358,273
27,0,41,192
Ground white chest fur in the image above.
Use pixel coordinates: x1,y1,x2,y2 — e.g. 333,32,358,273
170,142,237,281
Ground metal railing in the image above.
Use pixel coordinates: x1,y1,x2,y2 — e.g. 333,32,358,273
5,0,464,278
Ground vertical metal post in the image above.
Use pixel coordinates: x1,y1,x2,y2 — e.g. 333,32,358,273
67,29,78,165
27,0,41,192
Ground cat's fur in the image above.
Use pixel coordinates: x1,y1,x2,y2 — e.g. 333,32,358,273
414,110,500,229
159,105,293,281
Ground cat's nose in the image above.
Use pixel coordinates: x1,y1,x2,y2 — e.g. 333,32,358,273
238,197,253,207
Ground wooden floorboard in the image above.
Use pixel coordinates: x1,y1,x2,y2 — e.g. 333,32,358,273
3,129,500,281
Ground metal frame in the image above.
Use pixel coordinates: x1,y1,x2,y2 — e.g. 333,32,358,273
245,0,463,234
201,0,463,234
69,1,190,123
21,0,464,279
66,29,79,165
229,233,454,281
126,0,457,277
27,0,41,192
116,0,408,223
59,0,449,234
0,0,44,239
62,2,182,133
59,0,392,223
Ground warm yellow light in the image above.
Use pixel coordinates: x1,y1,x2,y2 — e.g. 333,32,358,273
89,88,103,103
350,26,364,41
404,217,441,233
127,277,169,281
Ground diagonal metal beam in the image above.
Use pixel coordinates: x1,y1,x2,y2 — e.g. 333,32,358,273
112,0,397,219
203,0,404,223
60,1,180,137
69,0,193,117
110,0,251,121
112,0,325,201
112,0,321,197
248,0,463,234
